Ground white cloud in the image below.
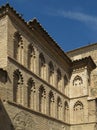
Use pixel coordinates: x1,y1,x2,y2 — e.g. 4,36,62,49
59,10,97,22
49,10,97,30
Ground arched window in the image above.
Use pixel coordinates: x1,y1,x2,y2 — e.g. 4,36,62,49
14,32,23,64
64,75,68,86
27,78,36,110
64,101,69,123
39,86,46,114
39,53,46,80
57,97,62,120
64,75,68,95
28,44,36,73
13,69,23,104
49,62,54,86
57,69,62,91
49,91,55,117
73,75,83,87
73,101,84,123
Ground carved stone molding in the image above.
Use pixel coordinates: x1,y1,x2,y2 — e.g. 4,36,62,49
13,111,36,129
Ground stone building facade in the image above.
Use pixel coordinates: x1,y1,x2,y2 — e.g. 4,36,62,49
0,3,97,130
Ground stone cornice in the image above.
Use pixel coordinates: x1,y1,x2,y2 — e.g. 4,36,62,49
67,42,97,55
0,3,28,27
8,101,70,126
8,56,70,100
28,19,72,65
0,3,72,67
72,56,96,71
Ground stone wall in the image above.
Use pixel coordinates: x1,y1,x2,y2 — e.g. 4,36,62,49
0,5,96,130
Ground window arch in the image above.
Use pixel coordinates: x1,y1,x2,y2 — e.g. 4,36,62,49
64,75,68,86
14,32,24,64
64,75,68,95
73,75,83,87
13,69,23,104
49,61,54,86
57,97,62,120
39,86,46,114
57,69,62,91
27,78,36,110
39,53,46,80
64,101,69,123
28,44,36,73
73,101,84,123
49,91,55,117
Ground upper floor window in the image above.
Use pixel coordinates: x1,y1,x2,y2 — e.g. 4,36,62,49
14,32,24,64
49,61,54,86
64,74,68,87
13,69,23,104
57,69,62,90
64,75,69,95
73,75,83,87
28,44,36,73
39,53,46,80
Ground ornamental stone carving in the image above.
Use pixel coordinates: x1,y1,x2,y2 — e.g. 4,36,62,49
13,111,36,130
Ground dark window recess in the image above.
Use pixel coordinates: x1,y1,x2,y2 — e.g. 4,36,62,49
0,69,7,83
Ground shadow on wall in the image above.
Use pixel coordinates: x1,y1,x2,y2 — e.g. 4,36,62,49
0,99,15,130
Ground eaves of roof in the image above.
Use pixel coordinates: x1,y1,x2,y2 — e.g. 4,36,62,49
28,19,72,65
0,3,72,65
67,42,97,55
72,56,96,71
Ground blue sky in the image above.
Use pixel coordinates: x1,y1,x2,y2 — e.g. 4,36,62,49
0,0,97,52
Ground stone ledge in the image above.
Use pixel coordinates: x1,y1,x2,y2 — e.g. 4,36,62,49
8,56,69,99
7,100,70,126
